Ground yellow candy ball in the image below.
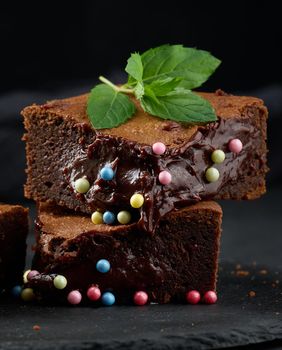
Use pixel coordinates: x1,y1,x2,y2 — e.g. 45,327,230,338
91,211,103,224
21,288,35,302
74,178,90,194
211,150,225,164
130,194,144,208
23,269,31,284
117,211,131,225
205,167,220,183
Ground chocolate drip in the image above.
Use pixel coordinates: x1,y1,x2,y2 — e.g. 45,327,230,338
62,117,263,234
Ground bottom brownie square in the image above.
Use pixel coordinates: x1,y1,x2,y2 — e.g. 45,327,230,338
0,204,29,291
26,201,222,305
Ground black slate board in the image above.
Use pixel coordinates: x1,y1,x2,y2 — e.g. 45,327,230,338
1,262,282,350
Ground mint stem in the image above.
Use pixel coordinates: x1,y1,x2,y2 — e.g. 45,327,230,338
99,76,134,94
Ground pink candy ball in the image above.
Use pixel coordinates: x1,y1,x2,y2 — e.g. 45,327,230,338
133,291,148,306
152,142,166,155
158,170,172,185
186,290,201,305
87,286,101,301
27,270,39,281
67,290,82,305
203,291,217,304
228,139,243,153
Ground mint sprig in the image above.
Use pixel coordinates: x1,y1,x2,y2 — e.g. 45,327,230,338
87,44,221,129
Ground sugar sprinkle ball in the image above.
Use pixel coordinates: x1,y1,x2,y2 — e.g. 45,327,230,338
133,291,148,306
158,170,172,185
186,290,201,305
103,211,115,224
74,177,90,194
11,285,22,298
27,270,39,281
91,211,103,224
229,138,243,154
130,193,144,208
53,275,68,290
152,142,166,155
87,286,101,301
23,269,31,284
211,149,225,164
100,166,114,181
96,259,111,273
67,290,82,305
102,292,115,306
203,290,217,304
205,167,220,183
117,210,131,225
21,288,35,302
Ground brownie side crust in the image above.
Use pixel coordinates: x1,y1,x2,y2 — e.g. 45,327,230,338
22,91,268,234
0,204,29,290
27,201,222,304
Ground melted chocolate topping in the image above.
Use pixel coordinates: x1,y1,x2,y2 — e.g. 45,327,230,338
62,116,263,234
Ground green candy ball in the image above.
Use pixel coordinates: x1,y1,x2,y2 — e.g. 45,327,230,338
205,167,220,183
53,275,68,290
74,178,90,194
117,211,131,225
211,150,225,164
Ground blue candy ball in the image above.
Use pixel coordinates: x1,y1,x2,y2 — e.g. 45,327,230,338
102,292,115,306
96,259,111,273
103,211,115,225
11,285,22,298
100,166,114,181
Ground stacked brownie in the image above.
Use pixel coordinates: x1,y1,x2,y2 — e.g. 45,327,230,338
0,204,29,292
21,90,268,305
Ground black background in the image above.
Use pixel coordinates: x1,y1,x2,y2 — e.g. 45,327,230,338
0,2,281,92
0,3,282,349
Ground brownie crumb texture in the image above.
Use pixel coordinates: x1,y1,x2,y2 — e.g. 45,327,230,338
22,202,222,306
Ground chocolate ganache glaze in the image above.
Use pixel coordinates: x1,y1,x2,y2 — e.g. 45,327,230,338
63,115,263,234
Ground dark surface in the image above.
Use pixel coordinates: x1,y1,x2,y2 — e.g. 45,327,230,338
1,261,282,350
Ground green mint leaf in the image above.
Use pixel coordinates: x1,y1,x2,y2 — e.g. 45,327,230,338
141,88,217,124
134,81,145,100
143,85,160,105
145,77,182,96
87,84,136,129
125,53,143,82
131,44,221,89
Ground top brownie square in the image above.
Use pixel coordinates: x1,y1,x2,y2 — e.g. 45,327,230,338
22,90,268,234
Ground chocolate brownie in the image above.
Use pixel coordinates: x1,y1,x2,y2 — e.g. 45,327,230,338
22,91,268,234
0,204,29,290
26,201,222,305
